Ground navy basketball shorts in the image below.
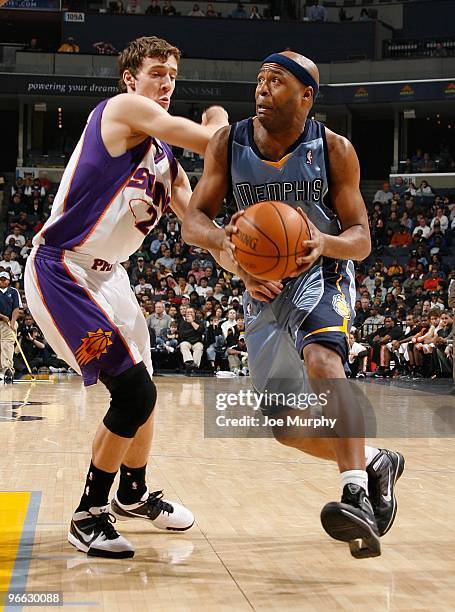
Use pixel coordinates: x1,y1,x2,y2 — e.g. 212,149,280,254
243,259,356,394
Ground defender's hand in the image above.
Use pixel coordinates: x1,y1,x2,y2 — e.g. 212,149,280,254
222,210,244,261
244,274,283,302
202,106,229,128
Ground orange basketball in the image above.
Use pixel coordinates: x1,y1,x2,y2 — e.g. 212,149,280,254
231,201,311,281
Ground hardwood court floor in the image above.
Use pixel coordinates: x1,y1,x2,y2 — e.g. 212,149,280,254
0,375,454,611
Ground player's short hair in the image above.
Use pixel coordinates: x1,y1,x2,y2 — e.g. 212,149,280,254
118,36,181,92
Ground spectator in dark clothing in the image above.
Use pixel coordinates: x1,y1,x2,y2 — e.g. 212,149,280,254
25,37,41,52
205,315,225,368
8,195,27,219
189,290,202,308
368,316,404,376
5,238,21,258
381,293,397,315
372,218,387,248
431,311,453,377
230,2,247,18
42,193,55,217
14,326,46,374
178,308,204,370
353,297,371,327
227,334,248,374
11,211,32,236
145,0,161,14
161,320,179,351
162,0,176,15
204,266,218,287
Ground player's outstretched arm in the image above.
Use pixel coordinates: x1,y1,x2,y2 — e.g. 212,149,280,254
103,94,228,156
293,131,371,272
181,126,232,252
179,127,243,271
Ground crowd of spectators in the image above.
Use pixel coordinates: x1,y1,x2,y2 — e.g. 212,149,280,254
0,171,453,380
106,0,382,22
109,0,265,19
386,38,455,60
400,147,454,174
351,177,454,378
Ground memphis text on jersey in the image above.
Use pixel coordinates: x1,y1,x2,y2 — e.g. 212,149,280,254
235,179,323,207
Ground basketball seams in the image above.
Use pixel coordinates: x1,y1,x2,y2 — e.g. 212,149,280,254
233,200,312,280
234,214,281,256
293,214,304,270
234,245,295,274
293,213,312,257
269,200,291,278
233,210,281,275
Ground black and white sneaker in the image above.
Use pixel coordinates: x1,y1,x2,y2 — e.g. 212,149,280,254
4,368,14,384
320,484,381,559
68,505,134,558
110,489,194,531
367,448,405,536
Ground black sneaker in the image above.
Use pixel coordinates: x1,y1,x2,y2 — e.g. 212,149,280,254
367,449,405,536
68,505,134,558
111,489,194,531
4,368,14,384
320,484,381,559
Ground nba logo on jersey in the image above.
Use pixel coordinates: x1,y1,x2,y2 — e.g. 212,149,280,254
306,150,313,165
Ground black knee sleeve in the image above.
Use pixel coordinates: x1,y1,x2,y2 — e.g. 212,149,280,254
101,363,157,438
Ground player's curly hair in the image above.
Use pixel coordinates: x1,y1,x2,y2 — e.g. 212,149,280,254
118,36,181,92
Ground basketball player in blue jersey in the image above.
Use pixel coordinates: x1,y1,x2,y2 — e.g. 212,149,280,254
182,51,404,558
24,37,233,559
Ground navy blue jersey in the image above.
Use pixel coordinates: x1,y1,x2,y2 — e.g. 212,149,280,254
229,117,340,237
0,286,21,318
230,117,357,376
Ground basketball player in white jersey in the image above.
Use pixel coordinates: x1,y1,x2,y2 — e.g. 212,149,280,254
24,36,231,558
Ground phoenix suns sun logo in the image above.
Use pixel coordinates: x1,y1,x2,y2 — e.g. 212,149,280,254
75,328,113,366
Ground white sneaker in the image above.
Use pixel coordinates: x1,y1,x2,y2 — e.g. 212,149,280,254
68,505,134,558
110,489,194,531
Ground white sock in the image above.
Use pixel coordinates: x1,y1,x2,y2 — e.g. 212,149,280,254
341,470,368,493
365,446,380,467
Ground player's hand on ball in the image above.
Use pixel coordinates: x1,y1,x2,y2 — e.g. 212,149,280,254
289,208,325,275
223,210,244,261
244,274,283,302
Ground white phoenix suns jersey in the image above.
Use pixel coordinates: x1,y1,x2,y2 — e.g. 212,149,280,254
33,98,177,264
